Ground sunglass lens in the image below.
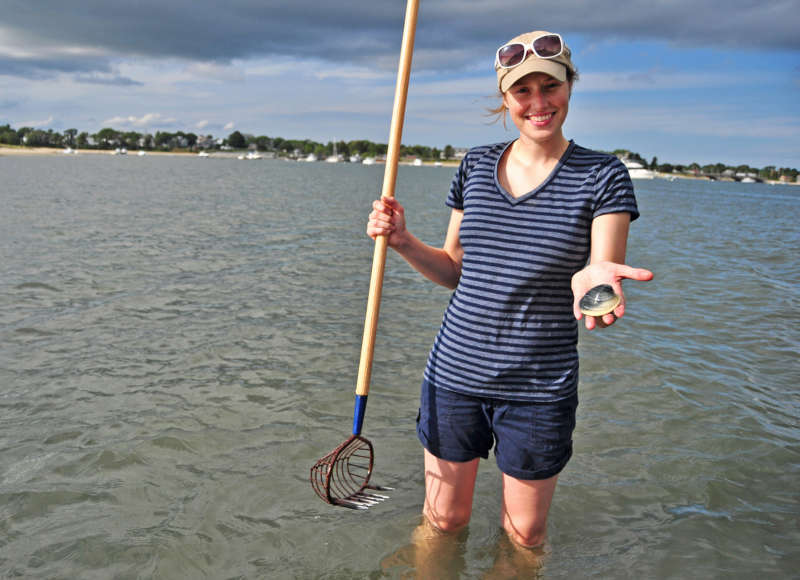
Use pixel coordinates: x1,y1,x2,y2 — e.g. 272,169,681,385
497,43,526,68
533,34,562,58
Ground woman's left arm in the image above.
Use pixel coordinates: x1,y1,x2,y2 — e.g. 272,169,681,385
571,212,653,330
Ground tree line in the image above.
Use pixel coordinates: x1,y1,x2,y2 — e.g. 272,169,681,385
0,124,456,161
0,124,201,152
613,149,798,183
0,123,795,179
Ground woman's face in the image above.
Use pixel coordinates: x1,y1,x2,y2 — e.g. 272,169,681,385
502,72,571,146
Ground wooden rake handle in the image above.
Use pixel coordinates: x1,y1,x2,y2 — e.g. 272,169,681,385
355,0,419,398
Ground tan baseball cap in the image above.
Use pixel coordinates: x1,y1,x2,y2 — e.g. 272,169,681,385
495,30,576,92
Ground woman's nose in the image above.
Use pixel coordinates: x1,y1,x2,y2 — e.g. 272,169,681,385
531,88,548,108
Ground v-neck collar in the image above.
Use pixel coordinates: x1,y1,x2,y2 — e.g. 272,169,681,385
494,140,576,205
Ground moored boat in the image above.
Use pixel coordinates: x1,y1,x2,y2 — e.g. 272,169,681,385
622,158,655,179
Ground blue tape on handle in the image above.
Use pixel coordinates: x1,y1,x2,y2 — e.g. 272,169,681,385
352,395,368,436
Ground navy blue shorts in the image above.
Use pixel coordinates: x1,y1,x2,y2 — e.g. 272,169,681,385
416,380,577,480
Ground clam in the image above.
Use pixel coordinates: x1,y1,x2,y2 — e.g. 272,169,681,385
579,284,620,317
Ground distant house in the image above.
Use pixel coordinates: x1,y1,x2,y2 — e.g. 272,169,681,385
196,135,216,149
439,147,468,160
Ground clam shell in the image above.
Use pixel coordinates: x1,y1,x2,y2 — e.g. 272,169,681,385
579,284,620,316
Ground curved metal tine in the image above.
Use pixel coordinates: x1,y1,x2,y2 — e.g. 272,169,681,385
366,485,394,492
335,492,386,510
335,495,378,509
355,491,386,503
361,489,390,500
335,498,370,510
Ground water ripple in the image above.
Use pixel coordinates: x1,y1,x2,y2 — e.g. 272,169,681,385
0,158,797,578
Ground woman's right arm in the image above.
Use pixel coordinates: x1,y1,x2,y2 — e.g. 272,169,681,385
367,196,463,289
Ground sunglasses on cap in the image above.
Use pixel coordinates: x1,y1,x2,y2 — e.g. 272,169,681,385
495,33,564,69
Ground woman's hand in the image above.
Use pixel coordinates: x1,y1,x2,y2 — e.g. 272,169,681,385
367,200,464,290
367,196,410,249
571,261,653,330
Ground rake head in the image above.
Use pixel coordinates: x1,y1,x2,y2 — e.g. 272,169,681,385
310,434,389,509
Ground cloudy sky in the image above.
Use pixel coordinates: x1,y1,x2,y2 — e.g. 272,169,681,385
1,0,798,167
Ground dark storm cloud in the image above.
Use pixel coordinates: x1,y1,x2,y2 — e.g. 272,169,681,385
0,0,797,79
0,0,407,65
0,54,114,80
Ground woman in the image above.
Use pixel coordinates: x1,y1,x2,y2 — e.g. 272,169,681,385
368,30,653,549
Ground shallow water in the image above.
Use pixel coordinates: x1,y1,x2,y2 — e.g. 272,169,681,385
1,155,798,578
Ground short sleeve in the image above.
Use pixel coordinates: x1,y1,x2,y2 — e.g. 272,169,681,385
593,158,640,222
446,156,469,210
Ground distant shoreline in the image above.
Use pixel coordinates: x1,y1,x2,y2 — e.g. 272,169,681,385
1,146,796,184
0,145,462,166
0,146,189,157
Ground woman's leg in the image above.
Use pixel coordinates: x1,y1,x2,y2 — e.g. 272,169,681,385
422,448,480,532
500,473,559,548
408,511,469,579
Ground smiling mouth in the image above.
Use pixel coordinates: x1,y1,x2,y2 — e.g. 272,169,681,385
526,112,556,124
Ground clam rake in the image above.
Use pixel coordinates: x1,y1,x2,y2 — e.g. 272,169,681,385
309,0,418,510
310,388,387,509
310,432,392,510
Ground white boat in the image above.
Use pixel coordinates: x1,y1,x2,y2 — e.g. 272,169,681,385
112,147,128,155
362,157,375,165
62,147,77,154
622,158,654,179
301,153,318,162
137,150,146,156
349,154,362,164
412,158,423,166
198,151,210,158
325,142,341,163
245,151,262,160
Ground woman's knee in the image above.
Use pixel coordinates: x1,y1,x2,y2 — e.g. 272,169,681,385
422,451,479,533
423,504,471,533
503,521,547,549
500,473,558,548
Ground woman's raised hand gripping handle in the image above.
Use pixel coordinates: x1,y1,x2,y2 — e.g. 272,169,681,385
367,196,409,248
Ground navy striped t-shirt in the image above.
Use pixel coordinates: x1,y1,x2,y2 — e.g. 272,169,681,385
423,140,640,402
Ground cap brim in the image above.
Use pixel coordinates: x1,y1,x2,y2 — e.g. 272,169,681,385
499,59,566,92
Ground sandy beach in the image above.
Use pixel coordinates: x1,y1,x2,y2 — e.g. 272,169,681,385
0,146,189,157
